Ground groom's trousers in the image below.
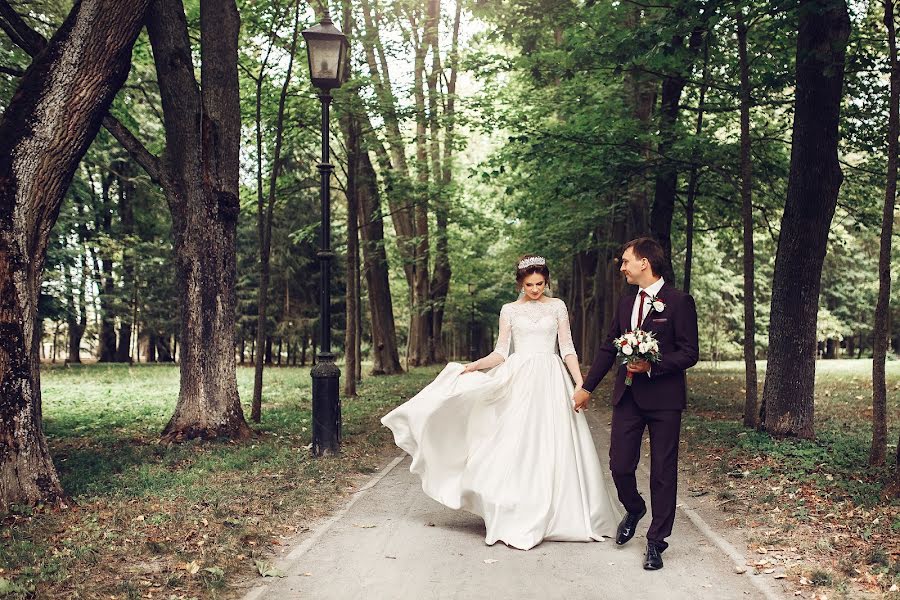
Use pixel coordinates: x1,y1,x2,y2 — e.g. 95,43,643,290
609,390,682,549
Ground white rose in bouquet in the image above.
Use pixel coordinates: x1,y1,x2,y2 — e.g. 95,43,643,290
622,344,634,356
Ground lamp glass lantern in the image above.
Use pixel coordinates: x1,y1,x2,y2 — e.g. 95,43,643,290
302,18,350,90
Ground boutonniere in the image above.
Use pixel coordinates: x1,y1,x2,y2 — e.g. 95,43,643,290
650,294,665,313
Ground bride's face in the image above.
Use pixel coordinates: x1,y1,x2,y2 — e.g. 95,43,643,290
521,273,546,300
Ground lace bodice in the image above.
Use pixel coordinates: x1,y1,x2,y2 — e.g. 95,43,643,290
492,298,577,360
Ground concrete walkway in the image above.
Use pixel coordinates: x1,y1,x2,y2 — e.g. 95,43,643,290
243,411,789,600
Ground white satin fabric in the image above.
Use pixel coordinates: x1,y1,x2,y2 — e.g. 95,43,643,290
381,299,621,550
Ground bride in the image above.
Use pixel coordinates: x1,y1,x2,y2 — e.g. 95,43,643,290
381,255,621,550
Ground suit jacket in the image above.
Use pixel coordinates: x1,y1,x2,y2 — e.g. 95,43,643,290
582,281,699,411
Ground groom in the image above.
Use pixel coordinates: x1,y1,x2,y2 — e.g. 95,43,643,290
572,237,699,571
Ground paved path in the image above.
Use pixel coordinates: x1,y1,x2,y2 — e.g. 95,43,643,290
243,411,788,600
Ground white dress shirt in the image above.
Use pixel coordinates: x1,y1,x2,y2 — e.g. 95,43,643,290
631,277,666,330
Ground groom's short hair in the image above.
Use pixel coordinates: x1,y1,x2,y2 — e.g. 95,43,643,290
622,237,666,277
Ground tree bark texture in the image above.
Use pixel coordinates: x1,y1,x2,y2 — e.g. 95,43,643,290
357,145,403,375
0,0,150,509
146,0,251,441
761,0,850,438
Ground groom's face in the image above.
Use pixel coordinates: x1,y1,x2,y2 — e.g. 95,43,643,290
620,247,646,285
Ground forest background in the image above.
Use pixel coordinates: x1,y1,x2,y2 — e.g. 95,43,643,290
1,0,900,596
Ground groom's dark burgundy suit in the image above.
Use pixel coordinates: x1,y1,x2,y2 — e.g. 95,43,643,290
581,280,699,549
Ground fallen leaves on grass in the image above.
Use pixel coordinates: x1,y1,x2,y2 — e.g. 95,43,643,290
255,560,285,578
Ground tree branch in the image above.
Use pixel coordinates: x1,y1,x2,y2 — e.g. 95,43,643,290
1,0,162,183
0,64,24,76
0,0,48,56
101,114,162,183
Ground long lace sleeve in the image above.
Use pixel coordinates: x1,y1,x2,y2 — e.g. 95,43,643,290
492,304,513,359
556,300,577,360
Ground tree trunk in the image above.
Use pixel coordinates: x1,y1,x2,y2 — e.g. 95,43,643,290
649,15,706,280
252,0,300,422
761,0,850,438
65,261,86,364
428,0,459,365
148,332,158,362
343,131,361,396
357,148,402,375
359,0,427,364
649,71,685,281
301,329,309,366
683,36,710,295
737,12,758,429
870,0,898,466
115,160,136,362
147,0,251,441
97,172,117,362
51,322,59,363
340,0,360,396
0,0,150,510
156,333,173,362
408,9,432,367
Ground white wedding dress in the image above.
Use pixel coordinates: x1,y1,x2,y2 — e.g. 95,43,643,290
381,297,621,550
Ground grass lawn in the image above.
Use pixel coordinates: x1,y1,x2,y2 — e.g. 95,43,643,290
670,359,900,599
0,363,441,599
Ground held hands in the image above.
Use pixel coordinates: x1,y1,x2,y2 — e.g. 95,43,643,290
572,387,590,413
626,359,651,374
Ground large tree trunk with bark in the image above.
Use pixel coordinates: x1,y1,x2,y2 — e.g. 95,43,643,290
357,147,403,375
761,0,850,438
0,0,149,510
737,12,758,429
146,0,251,441
871,0,898,466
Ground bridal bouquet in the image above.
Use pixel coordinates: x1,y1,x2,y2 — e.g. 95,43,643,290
613,330,661,386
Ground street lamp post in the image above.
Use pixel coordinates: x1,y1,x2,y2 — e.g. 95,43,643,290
302,13,350,457
468,283,476,361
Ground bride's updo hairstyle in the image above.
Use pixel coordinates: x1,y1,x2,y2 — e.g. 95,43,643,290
515,255,551,291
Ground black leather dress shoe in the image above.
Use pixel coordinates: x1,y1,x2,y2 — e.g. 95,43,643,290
643,541,664,570
615,506,646,545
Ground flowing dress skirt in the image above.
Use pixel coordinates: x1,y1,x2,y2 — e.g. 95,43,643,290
381,352,621,550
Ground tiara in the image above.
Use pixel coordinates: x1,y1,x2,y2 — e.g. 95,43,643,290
517,256,546,270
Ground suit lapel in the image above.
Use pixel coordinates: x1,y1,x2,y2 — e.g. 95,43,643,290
640,281,672,330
